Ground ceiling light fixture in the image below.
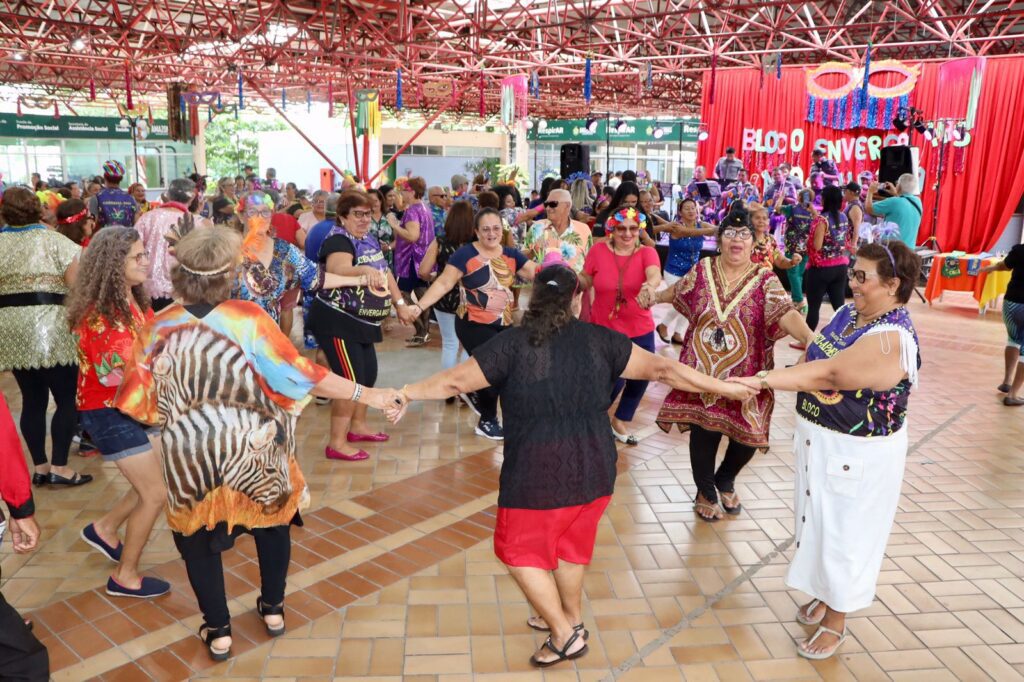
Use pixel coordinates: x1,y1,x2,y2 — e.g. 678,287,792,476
71,38,86,51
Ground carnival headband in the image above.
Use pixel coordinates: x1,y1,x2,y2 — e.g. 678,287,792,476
880,244,897,274
178,262,232,277
606,207,648,231
58,207,90,224
237,192,275,214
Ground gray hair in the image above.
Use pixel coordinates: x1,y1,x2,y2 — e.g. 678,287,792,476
167,177,196,204
266,167,277,179
897,173,918,195
310,190,329,203
326,192,341,214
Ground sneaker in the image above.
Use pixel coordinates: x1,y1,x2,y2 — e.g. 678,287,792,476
106,575,171,599
475,418,504,441
459,392,483,416
81,523,123,562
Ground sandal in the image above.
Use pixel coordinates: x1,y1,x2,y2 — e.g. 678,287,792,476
719,491,743,515
529,629,589,668
797,624,847,660
611,427,638,446
656,325,672,344
198,623,232,662
526,617,589,641
693,495,723,522
795,598,825,626
256,598,286,637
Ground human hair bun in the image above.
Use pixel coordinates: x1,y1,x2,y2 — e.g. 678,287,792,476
521,264,578,346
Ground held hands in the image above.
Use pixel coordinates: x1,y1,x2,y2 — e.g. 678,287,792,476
726,376,764,395
636,284,657,310
397,302,420,326
791,253,803,266
361,266,387,289
363,387,408,423
9,516,40,553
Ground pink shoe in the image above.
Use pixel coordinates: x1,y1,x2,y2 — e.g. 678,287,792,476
346,432,390,443
325,446,370,461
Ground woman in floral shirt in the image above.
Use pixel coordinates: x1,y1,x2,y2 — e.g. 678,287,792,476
68,226,170,599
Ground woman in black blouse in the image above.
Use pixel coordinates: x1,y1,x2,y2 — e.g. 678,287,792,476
396,264,752,668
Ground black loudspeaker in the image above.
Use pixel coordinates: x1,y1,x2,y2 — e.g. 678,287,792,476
878,145,914,185
560,143,590,178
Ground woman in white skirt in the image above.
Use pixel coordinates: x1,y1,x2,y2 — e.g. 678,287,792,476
732,241,921,660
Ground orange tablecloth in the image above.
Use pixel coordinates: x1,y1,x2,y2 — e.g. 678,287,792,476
924,254,1011,309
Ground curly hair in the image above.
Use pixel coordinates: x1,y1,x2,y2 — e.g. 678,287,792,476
521,264,579,347
67,226,150,330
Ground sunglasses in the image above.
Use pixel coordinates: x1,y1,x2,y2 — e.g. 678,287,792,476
543,201,562,209
614,226,640,233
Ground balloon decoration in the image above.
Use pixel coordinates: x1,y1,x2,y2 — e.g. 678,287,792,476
500,75,527,127
805,59,919,130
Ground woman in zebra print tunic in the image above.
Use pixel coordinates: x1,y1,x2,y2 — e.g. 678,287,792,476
116,226,404,662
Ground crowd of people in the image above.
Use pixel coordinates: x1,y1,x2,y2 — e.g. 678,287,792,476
0,150,928,674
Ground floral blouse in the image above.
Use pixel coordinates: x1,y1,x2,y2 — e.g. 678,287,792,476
522,219,593,273
232,238,322,323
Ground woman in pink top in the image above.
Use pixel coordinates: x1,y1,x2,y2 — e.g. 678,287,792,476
581,208,661,444
803,186,851,333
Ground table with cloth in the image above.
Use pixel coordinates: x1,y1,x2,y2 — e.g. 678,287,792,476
924,253,1011,313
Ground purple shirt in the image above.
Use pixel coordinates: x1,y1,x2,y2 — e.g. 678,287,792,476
393,201,435,280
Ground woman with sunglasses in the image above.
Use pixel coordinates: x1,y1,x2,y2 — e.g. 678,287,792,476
231,191,365,324
68,227,170,598
730,242,921,660
642,209,814,521
581,208,661,444
400,208,539,440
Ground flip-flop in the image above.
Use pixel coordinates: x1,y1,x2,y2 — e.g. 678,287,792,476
797,624,847,660
693,499,723,522
719,492,743,515
795,599,825,626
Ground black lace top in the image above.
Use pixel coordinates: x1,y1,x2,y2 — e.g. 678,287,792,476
473,319,633,509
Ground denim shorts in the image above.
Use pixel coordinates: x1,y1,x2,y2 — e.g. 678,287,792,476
79,408,159,462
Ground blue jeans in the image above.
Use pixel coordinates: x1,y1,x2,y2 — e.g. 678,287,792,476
434,310,468,370
610,331,656,422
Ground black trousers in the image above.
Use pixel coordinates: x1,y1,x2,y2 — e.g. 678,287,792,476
0,592,48,681
173,526,291,629
454,318,505,422
804,264,848,331
10,364,78,468
689,424,757,504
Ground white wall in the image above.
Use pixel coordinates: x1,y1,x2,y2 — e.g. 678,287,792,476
258,122,359,190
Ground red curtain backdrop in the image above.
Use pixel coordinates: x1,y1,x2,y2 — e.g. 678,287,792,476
697,57,1024,252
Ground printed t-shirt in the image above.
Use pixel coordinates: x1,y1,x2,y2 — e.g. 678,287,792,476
74,304,154,410
447,244,528,327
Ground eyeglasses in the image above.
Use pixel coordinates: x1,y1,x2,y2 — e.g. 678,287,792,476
131,251,150,264
245,208,272,218
350,210,372,219
543,201,562,209
430,193,449,199
848,269,882,284
721,228,753,240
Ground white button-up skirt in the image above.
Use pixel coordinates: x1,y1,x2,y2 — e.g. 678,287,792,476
785,416,908,614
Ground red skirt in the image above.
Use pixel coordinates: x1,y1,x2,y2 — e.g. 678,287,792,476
493,496,611,570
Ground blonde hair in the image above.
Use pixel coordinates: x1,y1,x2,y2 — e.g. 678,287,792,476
171,226,242,305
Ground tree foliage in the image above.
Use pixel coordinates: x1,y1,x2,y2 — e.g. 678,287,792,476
203,113,286,180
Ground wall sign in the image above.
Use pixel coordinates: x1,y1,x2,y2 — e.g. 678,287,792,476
529,118,700,143
0,113,172,140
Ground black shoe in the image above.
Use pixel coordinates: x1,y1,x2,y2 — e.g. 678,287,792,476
32,473,47,487
474,418,504,441
47,471,93,486
460,392,483,416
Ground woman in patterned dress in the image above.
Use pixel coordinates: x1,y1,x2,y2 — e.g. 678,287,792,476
731,242,922,660
116,226,403,662
749,203,802,272
643,209,814,521
230,191,366,323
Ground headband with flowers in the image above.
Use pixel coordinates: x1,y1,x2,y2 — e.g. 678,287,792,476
236,192,275,215
606,207,648,232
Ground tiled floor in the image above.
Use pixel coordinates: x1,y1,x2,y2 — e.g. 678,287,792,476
3,291,1024,681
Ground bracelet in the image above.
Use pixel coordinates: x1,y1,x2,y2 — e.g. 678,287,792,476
351,383,363,403
395,299,408,306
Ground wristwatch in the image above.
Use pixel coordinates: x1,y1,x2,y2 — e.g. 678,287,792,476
755,370,770,390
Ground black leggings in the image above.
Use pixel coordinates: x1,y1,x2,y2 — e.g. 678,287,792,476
173,526,291,629
689,424,757,504
455,318,505,422
11,364,79,468
804,264,848,331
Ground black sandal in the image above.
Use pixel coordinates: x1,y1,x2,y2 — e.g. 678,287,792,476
529,629,588,668
525,617,589,641
720,491,743,515
257,598,286,637
198,623,231,661
47,471,93,486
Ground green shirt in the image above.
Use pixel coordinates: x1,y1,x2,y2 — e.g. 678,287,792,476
872,195,923,246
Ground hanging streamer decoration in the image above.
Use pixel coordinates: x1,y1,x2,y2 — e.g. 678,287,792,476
709,51,718,105
327,79,334,118
89,77,96,101
281,88,286,110
499,75,528,127
396,68,403,110
646,62,653,91
355,89,381,137
237,71,244,110
478,72,486,117
16,97,21,117
125,63,133,110
530,71,540,98
776,51,782,80
583,57,592,104
805,59,919,130
307,89,312,114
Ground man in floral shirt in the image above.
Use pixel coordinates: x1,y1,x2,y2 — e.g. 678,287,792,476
522,189,592,273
